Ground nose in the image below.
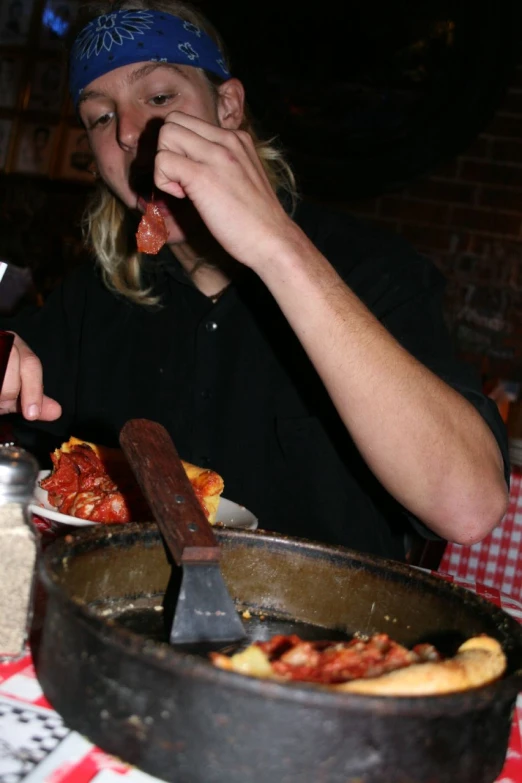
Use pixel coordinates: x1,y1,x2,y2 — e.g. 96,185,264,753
116,106,143,152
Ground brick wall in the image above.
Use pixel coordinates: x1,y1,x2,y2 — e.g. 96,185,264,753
339,63,522,380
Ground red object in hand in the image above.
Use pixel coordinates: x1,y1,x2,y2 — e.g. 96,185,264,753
136,202,168,254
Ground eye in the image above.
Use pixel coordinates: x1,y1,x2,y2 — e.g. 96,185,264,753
88,112,114,130
149,93,175,107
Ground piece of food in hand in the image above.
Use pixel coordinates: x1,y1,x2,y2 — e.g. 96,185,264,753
210,633,506,696
136,202,168,254
40,437,224,525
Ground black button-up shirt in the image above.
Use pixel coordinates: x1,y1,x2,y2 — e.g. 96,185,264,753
7,201,508,559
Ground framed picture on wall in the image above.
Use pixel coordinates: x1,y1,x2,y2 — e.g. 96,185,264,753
13,121,58,175
57,125,95,181
0,56,24,109
27,58,66,112
0,0,36,46
0,119,14,170
39,0,80,50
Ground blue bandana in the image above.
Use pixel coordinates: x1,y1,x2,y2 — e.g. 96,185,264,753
69,9,230,107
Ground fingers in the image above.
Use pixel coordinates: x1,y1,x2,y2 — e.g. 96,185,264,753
0,337,23,415
159,111,231,149
40,395,62,422
154,136,265,205
162,180,186,199
164,112,258,160
154,149,200,198
153,112,288,269
18,342,44,420
0,335,61,422
156,112,266,187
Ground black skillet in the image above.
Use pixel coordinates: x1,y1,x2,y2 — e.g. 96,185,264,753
34,518,522,783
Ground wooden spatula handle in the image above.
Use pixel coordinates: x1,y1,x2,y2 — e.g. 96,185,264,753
119,419,219,565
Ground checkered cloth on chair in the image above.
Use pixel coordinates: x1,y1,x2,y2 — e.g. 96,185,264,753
439,468,522,600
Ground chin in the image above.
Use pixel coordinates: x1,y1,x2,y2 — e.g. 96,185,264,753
162,215,189,245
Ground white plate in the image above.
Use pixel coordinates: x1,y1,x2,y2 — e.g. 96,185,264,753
30,470,258,531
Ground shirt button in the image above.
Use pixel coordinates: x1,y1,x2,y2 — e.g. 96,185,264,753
205,321,219,333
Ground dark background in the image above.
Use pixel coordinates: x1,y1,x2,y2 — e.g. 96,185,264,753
193,0,522,199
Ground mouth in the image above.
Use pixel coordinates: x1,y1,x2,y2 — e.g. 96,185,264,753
130,166,160,209
136,194,173,218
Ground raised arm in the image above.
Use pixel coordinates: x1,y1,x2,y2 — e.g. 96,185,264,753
251,232,507,544
154,111,508,544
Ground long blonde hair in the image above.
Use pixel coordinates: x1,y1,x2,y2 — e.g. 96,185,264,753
76,0,298,305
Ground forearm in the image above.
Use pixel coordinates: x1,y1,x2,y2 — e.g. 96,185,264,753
152,115,508,542
253,225,508,543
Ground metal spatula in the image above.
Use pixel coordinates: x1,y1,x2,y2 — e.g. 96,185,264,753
119,418,246,648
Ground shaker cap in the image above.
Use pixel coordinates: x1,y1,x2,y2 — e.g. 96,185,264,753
0,446,39,498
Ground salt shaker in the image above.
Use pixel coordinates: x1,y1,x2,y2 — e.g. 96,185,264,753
0,445,39,659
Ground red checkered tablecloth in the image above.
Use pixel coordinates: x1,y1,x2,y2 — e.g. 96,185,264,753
0,571,520,783
440,468,522,601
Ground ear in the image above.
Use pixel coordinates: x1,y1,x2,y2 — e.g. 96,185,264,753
216,78,245,130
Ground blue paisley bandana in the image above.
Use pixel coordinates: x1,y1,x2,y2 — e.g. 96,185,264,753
69,9,230,107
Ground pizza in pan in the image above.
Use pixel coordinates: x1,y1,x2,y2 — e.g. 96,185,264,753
211,632,506,696
40,437,224,525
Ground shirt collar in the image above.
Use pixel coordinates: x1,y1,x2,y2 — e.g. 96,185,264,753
141,245,194,286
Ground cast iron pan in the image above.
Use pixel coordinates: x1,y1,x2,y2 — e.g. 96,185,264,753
35,524,522,783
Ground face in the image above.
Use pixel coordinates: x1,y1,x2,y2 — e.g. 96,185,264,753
79,61,242,245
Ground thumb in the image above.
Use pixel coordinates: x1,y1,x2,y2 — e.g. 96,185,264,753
39,395,62,422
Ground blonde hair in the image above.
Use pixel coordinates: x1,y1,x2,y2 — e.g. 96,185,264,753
76,0,298,305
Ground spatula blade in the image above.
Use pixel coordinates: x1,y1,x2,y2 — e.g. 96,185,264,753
171,562,247,646
119,419,247,648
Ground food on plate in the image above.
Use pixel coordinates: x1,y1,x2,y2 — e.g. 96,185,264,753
40,438,139,523
181,460,225,524
40,437,224,525
210,632,506,696
136,201,168,254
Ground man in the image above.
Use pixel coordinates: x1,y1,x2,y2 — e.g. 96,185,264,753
0,0,509,559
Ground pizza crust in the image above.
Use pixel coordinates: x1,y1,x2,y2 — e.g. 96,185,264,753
333,636,506,696
212,635,507,697
181,461,224,524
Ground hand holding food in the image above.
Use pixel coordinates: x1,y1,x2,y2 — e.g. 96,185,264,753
154,111,302,271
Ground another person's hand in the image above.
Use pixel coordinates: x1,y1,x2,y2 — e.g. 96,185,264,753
0,334,61,421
